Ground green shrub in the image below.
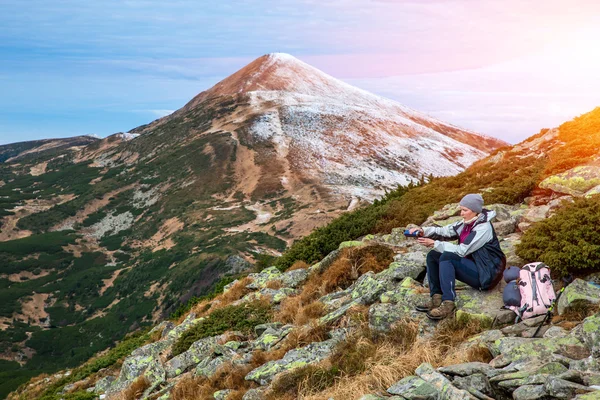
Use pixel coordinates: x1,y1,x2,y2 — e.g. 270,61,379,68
36,330,150,400
516,195,600,276
172,301,272,356
169,275,237,320
269,365,340,398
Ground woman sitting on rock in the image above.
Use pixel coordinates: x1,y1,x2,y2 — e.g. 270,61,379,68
408,194,506,320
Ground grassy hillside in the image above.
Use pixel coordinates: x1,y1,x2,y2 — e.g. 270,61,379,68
4,106,600,399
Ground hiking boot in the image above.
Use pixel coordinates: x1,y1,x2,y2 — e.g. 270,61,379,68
415,294,442,313
427,300,456,320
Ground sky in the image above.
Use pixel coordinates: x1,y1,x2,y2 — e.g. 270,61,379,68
1,0,600,145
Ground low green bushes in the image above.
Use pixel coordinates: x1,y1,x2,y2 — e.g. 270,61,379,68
172,301,272,356
516,195,600,276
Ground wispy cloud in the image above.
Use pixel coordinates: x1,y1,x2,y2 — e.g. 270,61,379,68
1,0,600,143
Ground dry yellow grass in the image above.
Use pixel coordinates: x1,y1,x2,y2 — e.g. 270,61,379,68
183,277,253,323
265,280,283,290
274,296,326,326
299,317,489,400
288,260,309,271
119,377,150,400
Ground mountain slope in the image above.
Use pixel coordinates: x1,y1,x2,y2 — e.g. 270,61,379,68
0,53,504,395
12,107,600,400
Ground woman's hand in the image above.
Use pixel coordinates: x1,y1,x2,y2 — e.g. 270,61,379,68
408,227,424,236
417,237,435,247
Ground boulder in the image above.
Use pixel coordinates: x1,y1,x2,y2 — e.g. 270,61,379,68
512,385,548,400
438,362,499,378
225,255,251,274
379,277,426,307
131,340,172,358
487,335,588,368
387,375,438,399
572,313,600,356
350,272,386,304
253,325,293,351
93,376,115,394
245,339,338,385
558,279,600,315
277,268,308,288
539,166,600,197
338,240,366,249
165,313,203,343
164,336,218,378
320,299,362,326
108,354,165,394
377,252,426,282
500,234,525,266
254,322,283,336
309,249,341,274
368,303,413,332
214,389,232,400
415,363,477,399
239,287,297,305
246,266,282,290
545,377,596,398
242,387,267,400
452,373,493,397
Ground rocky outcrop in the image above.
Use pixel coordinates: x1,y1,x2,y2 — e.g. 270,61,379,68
51,196,600,400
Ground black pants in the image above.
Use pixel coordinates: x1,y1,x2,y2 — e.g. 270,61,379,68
426,251,480,301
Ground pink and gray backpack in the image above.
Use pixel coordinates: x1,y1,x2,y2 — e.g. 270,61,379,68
502,262,557,321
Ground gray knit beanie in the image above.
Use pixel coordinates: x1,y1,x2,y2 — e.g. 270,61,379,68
459,193,483,213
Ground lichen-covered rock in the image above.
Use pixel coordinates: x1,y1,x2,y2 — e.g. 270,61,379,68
422,203,461,226
572,313,600,356
246,266,282,290
214,389,232,400
379,277,425,306
350,272,386,304
225,255,251,274
415,363,477,399
239,287,297,304
487,335,587,368
93,376,115,394
512,385,548,400
320,299,362,325
539,166,600,196
277,268,308,288
570,358,600,374
368,303,413,332
338,240,366,249
131,340,172,358
492,219,517,236
558,279,600,315
309,249,341,274
453,373,493,397
545,377,595,398
165,313,203,342
242,387,267,400
195,355,225,377
245,339,338,385
438,362,499,378
453,287,504,326
387,375,438,399
254,322,283,336
383,227,408,246
149,320,175,339
108,354,165,394
165,336,218,378
500,233,525,266
377,252,426,282
253,325,293,351
320,289,352,311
